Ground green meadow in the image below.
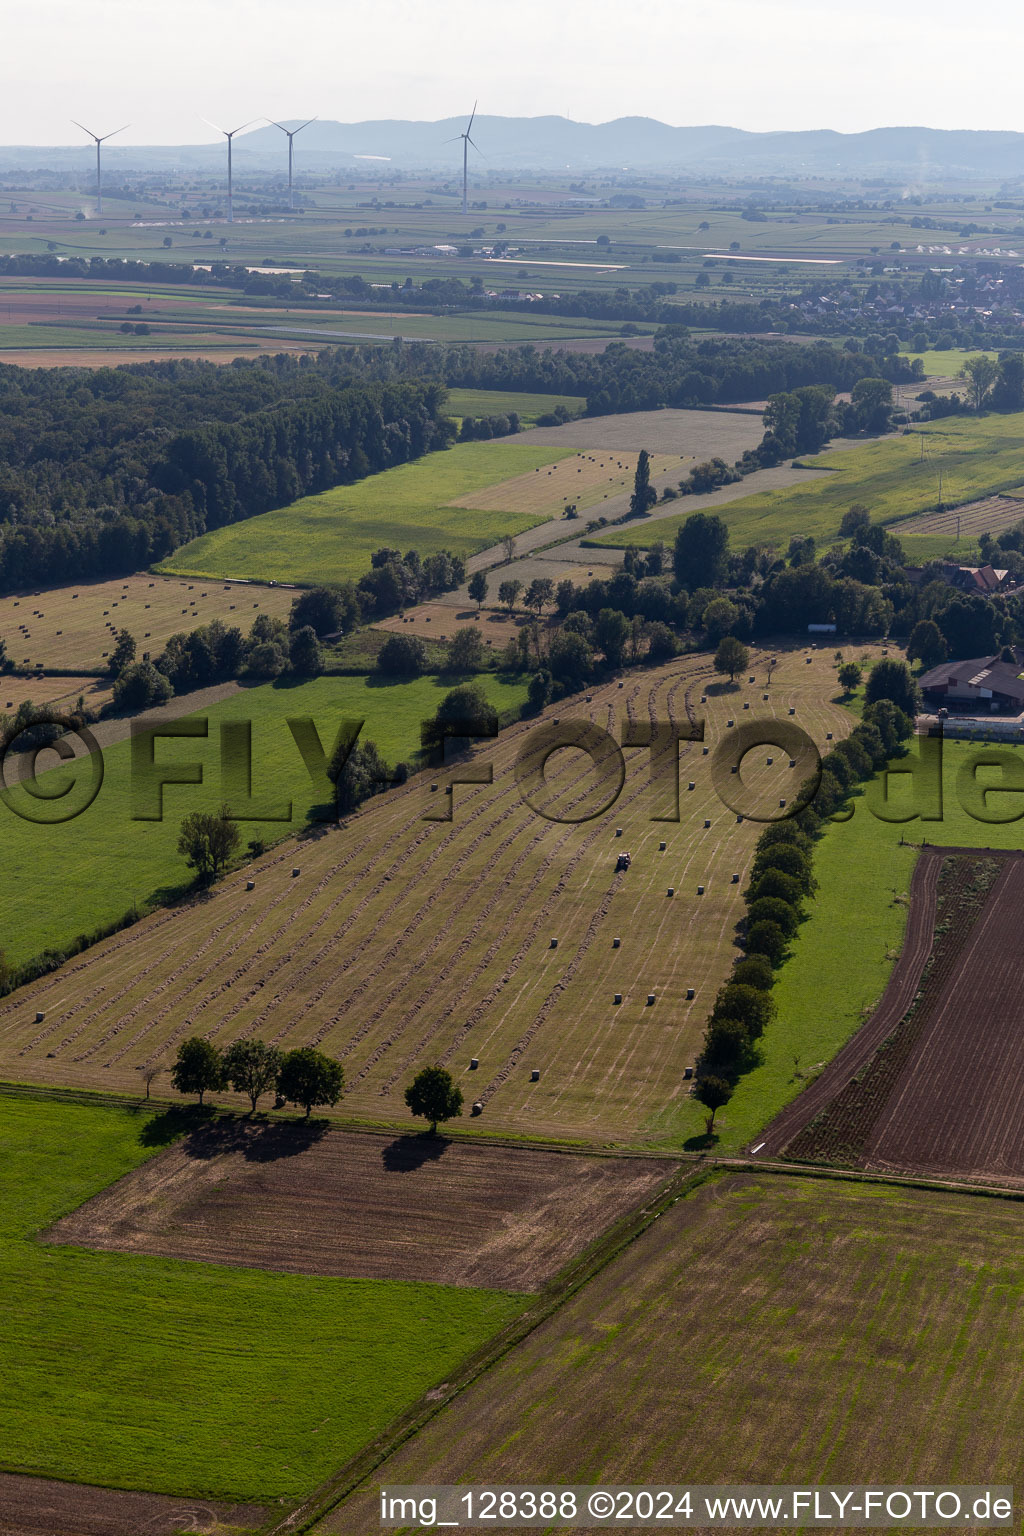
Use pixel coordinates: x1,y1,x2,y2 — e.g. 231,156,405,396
0,1096,522,1501
158,439,568,585
715,736,1024,1152
445,387,586,423
0,671,527,966
594,412,1024,555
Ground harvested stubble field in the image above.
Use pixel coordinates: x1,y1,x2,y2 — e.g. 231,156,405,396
373,601,526,644
519,407,763,458
893,491,1024,541
318,1171,1024,1535
1,673,110,713
46,1124,675,1290
0,646,879,1145
0,572,294,673
449,449,684,518
764,847,1024,1186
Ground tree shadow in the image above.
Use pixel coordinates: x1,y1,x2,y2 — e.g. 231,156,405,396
138,1103,216,1147
381,1132,452,1172
154,1113,331,1162
683,1131,718,1152
703,679,738,695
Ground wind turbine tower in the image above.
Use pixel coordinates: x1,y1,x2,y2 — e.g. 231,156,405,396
71,121,128,215
202,117,258,224
268,117,317,210
447,103,480,216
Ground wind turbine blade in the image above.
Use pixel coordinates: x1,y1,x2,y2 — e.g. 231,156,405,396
467,137,485,157
228,119,261,136
99,125,130,143
442,134,462,143
294,116,318,134
200,114,226,135
268,119,290,133
466,100,477,135
71,120,98,141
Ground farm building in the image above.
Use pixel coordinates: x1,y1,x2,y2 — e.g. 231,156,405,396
919,650,1024,732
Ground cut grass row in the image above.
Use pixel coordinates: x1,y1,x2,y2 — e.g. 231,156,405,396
0,1096,522,1502
157,440,569,585
0,671,528,966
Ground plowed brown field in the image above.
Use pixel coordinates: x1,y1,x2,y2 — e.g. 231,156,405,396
0,645,877,1143
762,847,1024,1185
0,1473,266,1536
45,1125,676,1289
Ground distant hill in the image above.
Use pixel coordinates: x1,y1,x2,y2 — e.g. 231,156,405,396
4,118,1024,177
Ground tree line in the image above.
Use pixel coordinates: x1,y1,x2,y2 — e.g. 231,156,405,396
0,359,451,593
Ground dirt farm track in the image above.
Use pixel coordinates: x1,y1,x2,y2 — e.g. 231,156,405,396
0,645,880,1143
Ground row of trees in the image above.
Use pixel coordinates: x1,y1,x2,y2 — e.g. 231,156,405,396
169,1035,463,1131
694,689,916,1127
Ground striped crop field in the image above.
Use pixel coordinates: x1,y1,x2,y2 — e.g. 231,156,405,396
0,644,882,1147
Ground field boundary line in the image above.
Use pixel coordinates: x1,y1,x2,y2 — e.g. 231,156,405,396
717,1154,1024,1204
267,1164,711,1535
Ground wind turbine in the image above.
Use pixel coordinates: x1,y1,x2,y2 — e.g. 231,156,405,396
446,103,481,216
268,117,317,210
71,121,128,215
201,116,260,224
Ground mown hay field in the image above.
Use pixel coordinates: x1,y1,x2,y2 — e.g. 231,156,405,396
157,440,569,586
0,1096,522,1504
0,670,528,966
449,448,683,517
1,674,111,713
319,1171,1024,1535
0,573,294,673
0,647,879,1145
597,412,1024,554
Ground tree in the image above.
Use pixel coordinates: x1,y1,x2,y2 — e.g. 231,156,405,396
712,983,776,1040
108,628,137,678
596,607,630,668
714,635,749,683
276,1047,344,1118
502,534,516,563
525,577,555,616
425,684,498,754
467,571,488,611
177,804,240,885
958,353,999,412
137,1063,162,1101
404,1065,464,1134
838,661,862,693
851,376,894,433
498,578,522,614
288,585,354,637
377,632,427,678
674,512,729,590
645,622,677,662
694,1074,732,1137
289,624,324,676
171,1036,224,1106
865,657,919,717
448,626,484,673
328,735,391,816
113,660,173,712
629,449,657,517
223,1038,284,1113
703,596,739,645
906,619,948,671
549,628,594,689
839,504,871,538
745,918,788,966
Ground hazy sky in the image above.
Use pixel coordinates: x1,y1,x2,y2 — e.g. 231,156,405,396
4,0,1024,143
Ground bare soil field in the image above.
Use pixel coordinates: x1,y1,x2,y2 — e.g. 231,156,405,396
0,574,294,672
0,646,880,1144
0,345,317,367
762,848,1024,1186
521,407,763,456
46,1124,675,1290
892,492,1024,542
0,1472,266,1536
316,1171,1024,1535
